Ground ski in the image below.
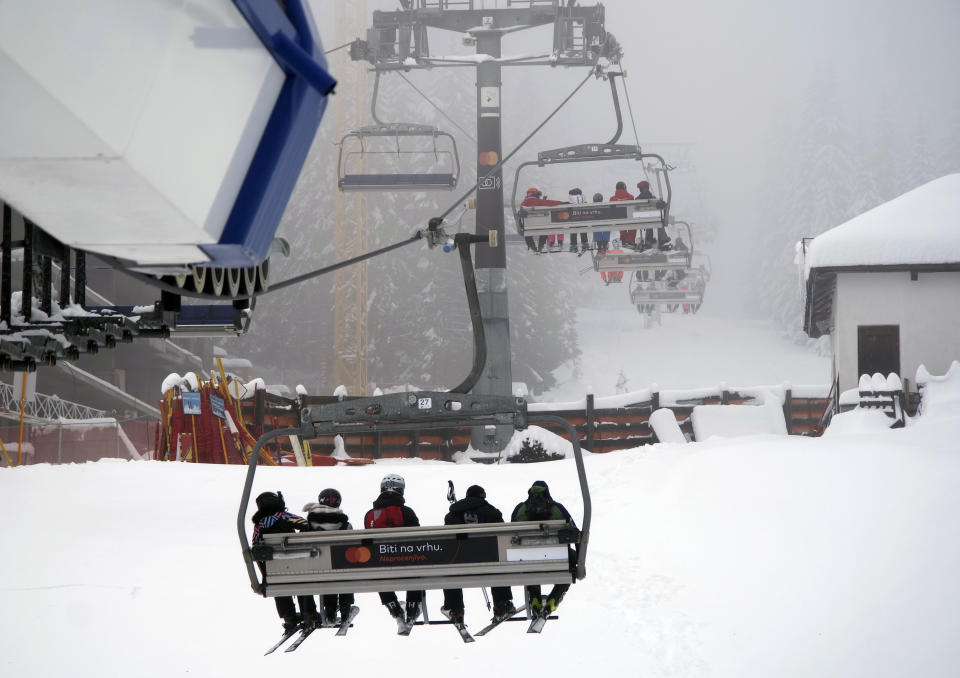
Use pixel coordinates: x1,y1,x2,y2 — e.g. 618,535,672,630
474,604,527,637
335,606,360,637
284,624,317,652
527,615,548,634
440,609,475,643
263,628,298,655
397,618,415,636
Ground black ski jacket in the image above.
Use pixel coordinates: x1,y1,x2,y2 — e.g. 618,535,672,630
444,496,504,525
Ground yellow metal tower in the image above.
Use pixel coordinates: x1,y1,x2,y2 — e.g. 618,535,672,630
331,0,368,396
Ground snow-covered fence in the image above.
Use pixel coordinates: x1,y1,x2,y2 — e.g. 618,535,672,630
840,373,906,428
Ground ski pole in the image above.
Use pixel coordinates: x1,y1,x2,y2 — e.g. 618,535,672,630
481,586,491,611
447,480,456,504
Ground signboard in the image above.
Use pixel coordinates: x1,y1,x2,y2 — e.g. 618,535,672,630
550,205,627,224
330,536,499,570
210,395,225,419
182,392,201,415
12,371,37,404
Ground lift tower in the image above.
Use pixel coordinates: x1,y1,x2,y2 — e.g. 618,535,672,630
349,1,618,452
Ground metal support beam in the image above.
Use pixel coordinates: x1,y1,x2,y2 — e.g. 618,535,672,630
470,29,513,453
2,203,11,325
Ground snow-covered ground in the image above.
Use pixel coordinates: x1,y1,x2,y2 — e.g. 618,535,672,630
2,401,958,677
2,313,958,677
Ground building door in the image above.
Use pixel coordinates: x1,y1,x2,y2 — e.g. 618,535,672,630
857,325,900,378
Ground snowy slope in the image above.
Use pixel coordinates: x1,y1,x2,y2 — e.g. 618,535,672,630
2,401,959,677
542,300,830,401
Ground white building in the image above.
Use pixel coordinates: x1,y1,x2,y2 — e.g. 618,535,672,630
802,174,960,394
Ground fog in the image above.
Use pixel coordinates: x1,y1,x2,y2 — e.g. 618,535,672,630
241,0,960,392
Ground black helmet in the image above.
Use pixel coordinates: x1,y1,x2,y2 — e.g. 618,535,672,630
255,491,285,513
318,488,342,508
593,193,604,202
466,484,486,499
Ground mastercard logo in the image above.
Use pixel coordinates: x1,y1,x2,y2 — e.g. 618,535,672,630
478,151,499,166
556,212,569,221
344,546,371,563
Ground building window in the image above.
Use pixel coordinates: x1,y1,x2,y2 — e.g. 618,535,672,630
857,325,900,378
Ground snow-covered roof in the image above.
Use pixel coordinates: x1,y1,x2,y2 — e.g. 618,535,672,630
804,174,960,276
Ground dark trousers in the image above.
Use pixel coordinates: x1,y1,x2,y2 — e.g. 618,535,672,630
321,593,355,618
275,595,318,620
442,586,512,612
379,590,423,606
259,560,317,621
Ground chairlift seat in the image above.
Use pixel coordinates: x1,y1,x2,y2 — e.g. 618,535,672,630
339,173,457,191
257,521,577,597
518,198,665,236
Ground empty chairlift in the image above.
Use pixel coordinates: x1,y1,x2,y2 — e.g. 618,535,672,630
338,123,461,191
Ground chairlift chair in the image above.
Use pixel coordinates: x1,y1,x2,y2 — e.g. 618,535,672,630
510,71,673,244
337,71,461,192
237,231,591,610
337,123,461,191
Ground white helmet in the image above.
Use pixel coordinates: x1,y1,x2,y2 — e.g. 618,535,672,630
380,473,405,495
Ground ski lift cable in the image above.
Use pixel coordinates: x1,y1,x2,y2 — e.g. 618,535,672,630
435,62,598,223
396,71,478,144
323,41,354,56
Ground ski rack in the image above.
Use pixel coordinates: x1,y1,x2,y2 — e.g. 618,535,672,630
237,395,592,598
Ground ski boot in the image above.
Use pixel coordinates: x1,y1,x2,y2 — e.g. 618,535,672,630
282,614,300,633
300,610,319,631
405,600,422,625
441,606,465,625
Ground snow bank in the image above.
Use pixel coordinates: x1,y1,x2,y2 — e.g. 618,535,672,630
691,390,787,440
916,360,960,419
649,408,687,443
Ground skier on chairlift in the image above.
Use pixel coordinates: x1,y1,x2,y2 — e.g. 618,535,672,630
252,491,320,633
520,187,563,252
636,180,673,252
609,180,636,251
567,187,589,253
364,474,424,631
592,192,610,254
303,488,356,625
441,485,517,625
521,187,564,253
511,480,575,620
